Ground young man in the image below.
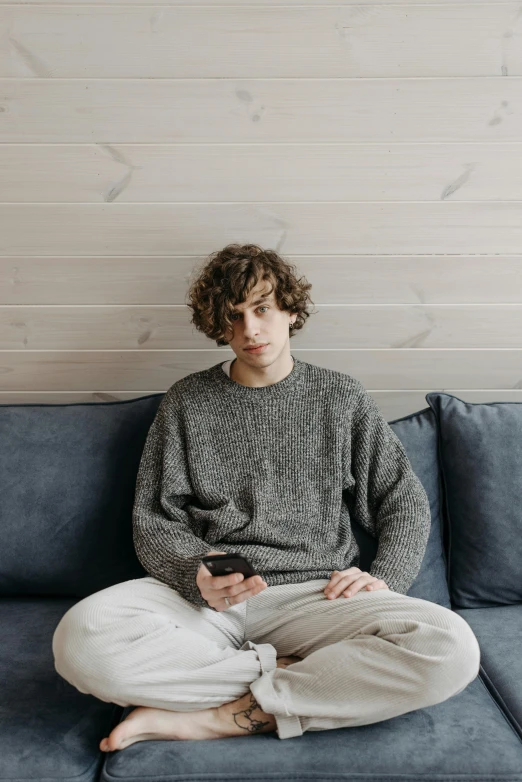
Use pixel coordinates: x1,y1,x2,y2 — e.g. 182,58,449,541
52,244,481,750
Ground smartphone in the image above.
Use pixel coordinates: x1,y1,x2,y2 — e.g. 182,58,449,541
201,552,259,578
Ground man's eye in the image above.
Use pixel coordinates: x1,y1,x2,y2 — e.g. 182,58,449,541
231,306,268,321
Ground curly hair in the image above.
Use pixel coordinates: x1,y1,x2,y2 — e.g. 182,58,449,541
186,243,315,347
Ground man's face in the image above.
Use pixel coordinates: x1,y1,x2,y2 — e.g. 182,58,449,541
224,281,294,365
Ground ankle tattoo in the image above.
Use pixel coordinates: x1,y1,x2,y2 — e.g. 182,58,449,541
232,693,274,734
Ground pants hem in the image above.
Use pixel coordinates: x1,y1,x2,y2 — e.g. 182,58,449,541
247,648,303,739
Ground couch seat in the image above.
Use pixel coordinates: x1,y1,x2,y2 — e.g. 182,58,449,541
0,598,122,782
100,675,522,782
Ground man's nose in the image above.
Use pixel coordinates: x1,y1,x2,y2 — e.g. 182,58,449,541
242,317,260,335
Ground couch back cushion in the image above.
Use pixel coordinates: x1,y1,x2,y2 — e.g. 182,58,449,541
0,392,450,606
351,405,451,608
0,394,163,597
426,392,522,608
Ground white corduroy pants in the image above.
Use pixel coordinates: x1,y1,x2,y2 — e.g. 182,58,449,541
52,575,480,740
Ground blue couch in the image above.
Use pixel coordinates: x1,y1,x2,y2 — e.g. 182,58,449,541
1,389,521,781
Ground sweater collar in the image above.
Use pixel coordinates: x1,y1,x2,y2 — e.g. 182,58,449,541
209,354,306,401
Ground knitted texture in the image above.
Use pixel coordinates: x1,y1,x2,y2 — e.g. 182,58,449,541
132,357,431,611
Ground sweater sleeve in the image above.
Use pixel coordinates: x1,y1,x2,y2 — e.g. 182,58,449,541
132,391,218,611
346,388,431,595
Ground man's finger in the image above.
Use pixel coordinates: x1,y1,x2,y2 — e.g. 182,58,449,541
325,574,378,599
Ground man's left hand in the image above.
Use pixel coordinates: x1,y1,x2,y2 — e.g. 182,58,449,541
324,567,389,599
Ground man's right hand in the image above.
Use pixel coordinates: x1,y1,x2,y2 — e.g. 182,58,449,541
197,551,267,612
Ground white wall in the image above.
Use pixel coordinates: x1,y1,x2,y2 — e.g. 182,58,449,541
0,1,521,419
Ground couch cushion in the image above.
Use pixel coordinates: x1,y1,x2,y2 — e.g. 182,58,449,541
351,406,451,608
425,392,522,609
0,598,122,782
1,393,449,607
0,394,163,598
101,679,522,782
454,604,522,741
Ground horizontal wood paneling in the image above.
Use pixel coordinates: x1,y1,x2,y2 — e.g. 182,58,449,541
1,203,522,256
2,303,522,350
1,5,521,78
1,3,520,408
2,143,522,203
0,1,503,5
0,349,521,420
1,256,521,305
0,78,521,143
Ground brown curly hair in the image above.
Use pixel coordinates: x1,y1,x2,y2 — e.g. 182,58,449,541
186,243,315,347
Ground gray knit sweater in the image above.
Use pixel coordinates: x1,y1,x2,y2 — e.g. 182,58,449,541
132,356,431,611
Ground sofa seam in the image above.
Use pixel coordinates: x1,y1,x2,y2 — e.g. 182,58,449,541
100,773,522,782
476,664,522,744
0,393,165,410
424,398,452,604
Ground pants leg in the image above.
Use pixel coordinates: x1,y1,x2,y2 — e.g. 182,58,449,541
52,576,276,712
246,579,481,740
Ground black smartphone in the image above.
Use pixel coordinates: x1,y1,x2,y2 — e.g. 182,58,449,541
201,552,259,578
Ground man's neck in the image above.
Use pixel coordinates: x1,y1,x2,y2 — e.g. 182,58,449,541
229,354,295,387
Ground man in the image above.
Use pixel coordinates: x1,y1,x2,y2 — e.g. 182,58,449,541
52,243,481,750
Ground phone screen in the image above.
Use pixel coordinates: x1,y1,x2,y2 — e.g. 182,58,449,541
201,553,258,578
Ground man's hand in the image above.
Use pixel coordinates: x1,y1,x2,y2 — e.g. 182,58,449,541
197,551,267,612
324,567,389,600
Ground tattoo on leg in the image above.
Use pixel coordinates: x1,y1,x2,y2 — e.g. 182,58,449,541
232,693,273,733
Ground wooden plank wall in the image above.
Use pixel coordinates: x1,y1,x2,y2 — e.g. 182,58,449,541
0,1,521,419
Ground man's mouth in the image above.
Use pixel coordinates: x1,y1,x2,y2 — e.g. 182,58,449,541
244,344,268,354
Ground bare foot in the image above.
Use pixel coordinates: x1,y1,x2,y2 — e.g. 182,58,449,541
99,705,226,751
99,656,304,751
